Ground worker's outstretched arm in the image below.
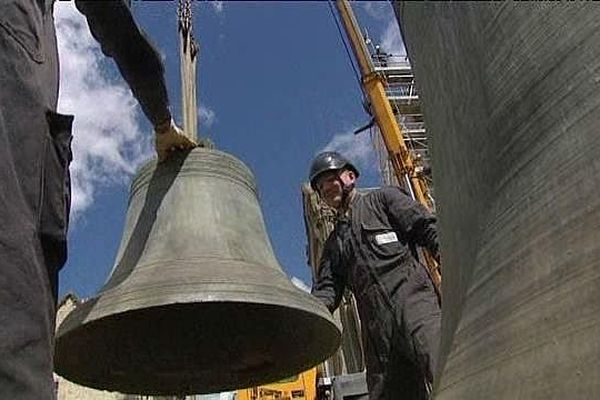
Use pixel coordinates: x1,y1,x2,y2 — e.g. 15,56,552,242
383,186,440,261
311,234,347,312
75,0,196,161
75,0,169,126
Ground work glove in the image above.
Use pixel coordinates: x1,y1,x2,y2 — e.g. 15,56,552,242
154,118,197,162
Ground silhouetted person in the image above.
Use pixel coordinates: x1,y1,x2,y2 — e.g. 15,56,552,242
0,1,195,398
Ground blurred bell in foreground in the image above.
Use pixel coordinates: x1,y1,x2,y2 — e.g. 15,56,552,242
395,3,600,398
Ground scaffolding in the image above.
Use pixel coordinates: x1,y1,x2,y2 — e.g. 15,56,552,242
369,52,434,207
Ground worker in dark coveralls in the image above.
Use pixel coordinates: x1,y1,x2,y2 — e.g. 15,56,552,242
309,152,441,400
0,1,196,398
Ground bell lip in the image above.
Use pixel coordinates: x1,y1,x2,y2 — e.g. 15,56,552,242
59,257,337,334
55,298,341,395
57,281,340,337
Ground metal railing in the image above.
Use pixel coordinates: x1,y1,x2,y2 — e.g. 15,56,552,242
385,83,418,98
371,54,411,69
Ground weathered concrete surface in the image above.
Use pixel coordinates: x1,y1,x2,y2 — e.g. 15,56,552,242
394,3,600,399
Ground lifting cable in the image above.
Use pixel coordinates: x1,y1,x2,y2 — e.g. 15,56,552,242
326,1,425,196
326,0,417,156
326,0,365,101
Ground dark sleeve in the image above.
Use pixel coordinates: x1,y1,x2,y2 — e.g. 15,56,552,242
382,186,440,261
75,0,171,126
311,233,347,312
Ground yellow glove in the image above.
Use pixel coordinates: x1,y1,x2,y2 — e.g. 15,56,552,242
154,119,197,162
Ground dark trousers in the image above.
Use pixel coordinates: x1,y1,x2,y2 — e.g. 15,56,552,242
0,3,72,398
365,263,440,400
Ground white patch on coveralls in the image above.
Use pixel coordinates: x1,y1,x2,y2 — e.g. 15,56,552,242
375,231,399,245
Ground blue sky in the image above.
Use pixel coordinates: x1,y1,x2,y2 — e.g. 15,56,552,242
55,1,405,299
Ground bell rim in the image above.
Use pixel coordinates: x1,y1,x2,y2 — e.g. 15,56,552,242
55,298,341,395
71,257,332,333
57,278,338,337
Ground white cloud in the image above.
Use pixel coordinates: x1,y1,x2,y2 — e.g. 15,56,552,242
198,105,216,128
359,1,405,57
381,17,405,56
319,128,377,172
55,2,153,220
291,277,311,293
359,2,388,21
210,1,224,14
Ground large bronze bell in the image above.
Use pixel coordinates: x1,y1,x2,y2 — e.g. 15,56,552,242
55,148,341,395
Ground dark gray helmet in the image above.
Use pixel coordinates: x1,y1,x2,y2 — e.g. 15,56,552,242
309,151,360,190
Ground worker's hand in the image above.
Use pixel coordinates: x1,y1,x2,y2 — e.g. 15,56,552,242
154,119,197,162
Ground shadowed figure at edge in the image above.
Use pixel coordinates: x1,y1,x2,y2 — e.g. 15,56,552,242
0,1,197,398
309,151,441,400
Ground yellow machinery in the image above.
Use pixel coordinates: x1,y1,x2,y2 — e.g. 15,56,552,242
236,368,317,400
